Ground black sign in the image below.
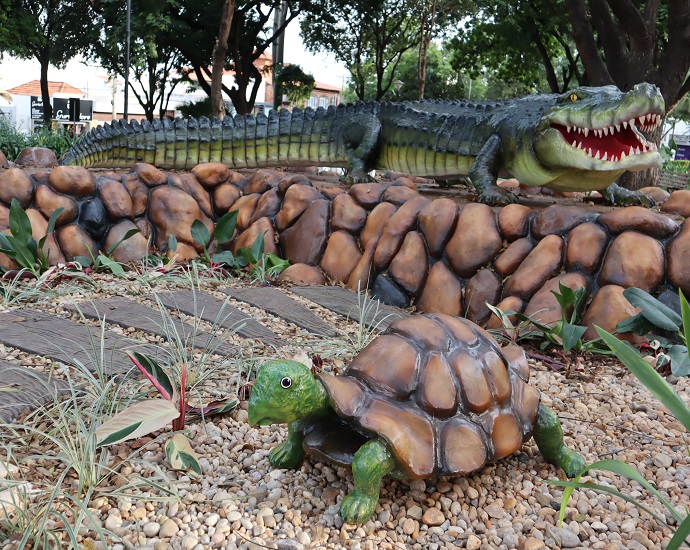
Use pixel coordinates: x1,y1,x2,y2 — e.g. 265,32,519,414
52,98,72,122
77,99,93,122
30,96,44,120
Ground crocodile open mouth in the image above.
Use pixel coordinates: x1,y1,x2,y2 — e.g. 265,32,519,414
552,113,662,163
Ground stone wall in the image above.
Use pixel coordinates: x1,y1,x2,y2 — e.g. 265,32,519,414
0,161,689,336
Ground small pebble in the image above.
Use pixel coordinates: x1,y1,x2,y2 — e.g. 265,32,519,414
159,518,179,538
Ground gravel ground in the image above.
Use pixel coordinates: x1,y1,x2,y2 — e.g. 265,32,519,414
0,271,688,550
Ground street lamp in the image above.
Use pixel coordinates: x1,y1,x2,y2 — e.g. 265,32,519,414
392,79,404,101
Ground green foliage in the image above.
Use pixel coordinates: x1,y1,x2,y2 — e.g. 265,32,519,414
275,64,316,106
177,96,214,119
662,160,690,173
0,118,82,160
74,228,141,277
552,327,690,549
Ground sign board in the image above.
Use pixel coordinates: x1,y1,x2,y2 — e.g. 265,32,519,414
676,144,690,161
77,99,93,122
52,98,72,122
30,96,44,120
673,134,690,146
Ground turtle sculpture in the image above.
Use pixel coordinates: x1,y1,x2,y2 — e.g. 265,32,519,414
248,313,586,524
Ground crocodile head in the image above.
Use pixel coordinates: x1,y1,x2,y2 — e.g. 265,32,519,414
532,83,664,190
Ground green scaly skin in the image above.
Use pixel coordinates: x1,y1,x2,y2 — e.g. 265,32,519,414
60,84,664,206
248,360,586,524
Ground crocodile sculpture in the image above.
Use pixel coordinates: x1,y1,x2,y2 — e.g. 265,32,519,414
60,83,664,205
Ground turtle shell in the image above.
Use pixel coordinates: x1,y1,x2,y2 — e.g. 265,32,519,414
315,313,540,479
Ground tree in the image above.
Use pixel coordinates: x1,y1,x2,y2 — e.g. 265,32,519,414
301,0,420,101
0,0,97,123
211,0,235,118
274,64,315,106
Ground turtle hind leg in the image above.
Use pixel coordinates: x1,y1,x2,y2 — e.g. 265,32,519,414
339,438,396,524
533,403,586,478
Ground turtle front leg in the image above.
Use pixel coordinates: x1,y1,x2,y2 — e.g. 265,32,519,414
269,421,305,469
533,403,586,478
340,438,396,524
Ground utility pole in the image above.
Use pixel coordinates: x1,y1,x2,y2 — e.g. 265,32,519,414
272,1,287,110
124,0,131,120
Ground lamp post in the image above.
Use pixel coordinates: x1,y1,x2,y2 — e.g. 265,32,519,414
392,79,404,101
124,0,131,120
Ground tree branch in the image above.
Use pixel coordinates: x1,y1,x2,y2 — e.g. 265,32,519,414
566,0,614,85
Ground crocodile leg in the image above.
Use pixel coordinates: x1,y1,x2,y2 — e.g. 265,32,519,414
469,134,518,205
600,182,656,207
341,114,381,184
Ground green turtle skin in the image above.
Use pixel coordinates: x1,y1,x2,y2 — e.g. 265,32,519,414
248,358,585,524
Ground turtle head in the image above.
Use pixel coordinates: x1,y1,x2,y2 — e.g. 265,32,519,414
248,360,329,426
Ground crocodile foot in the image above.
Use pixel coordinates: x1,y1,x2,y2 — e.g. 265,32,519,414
601,183,656,207
477,186,519,206
341,173,377,185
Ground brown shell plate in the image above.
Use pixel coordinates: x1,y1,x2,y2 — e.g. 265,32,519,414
318,314,539,478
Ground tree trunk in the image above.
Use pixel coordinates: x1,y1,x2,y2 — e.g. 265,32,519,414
39,57,52,124
618,125,662,190
211,0,235,118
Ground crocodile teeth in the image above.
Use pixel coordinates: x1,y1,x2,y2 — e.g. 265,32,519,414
621,151,626,159
572,140,577,147
639,116,646,125
623,121,628,129
604,127,609,136
636,146,641,154
583,128,589,137
616,124,621,132
629,146,635,155
567,126,572,133
594,150,600,159
603,152,608,161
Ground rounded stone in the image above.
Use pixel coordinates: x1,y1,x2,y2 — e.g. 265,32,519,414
382,184,420,205
79,198,109,241
503,234,565,299
123,174,149,216
498,203,532,241
274,184,323,231
445,203,502,278
348,182,391,208
374,196,429,270
347,246,376,292
213,183,242,214
486,296,524,330
244,169,283,195
33,184,77,227
531,204,595,238
104,220,150,263
232,217,278,256
416,261,463,316
523,273,588,327
388,231,428,296
331,193,367,234
0,204,9,228
320,186,345,199
133,163,167,187
14,147,57,167
149,185,214,250
494,238,534,278
26,209,65,265
57,224,98,261
668,218,690,296
639,186,670,204
418,198,458,258
191,162,232,188
169,173,213,218
0,149,8,168
279,199,329,265
661,189,690,218
598,206,678,238
371,274,410,309
250,188,282,224
359,202,397,251
97,178,133,220
277,173,312,196
421,507,445,526
599,231,664,293
48,166,96,197
320,231,362,283
0,168,35,207
159,518,179,538
464,269,502,326
582,285,643,343
565,222,609,274
278,263,326,285
229,193,261,231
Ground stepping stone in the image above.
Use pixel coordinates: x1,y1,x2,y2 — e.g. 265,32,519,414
64,297,237,356
220,287,339,337
151,291,284,348
0,309,162,375
289,286,408,331
0,361,71,422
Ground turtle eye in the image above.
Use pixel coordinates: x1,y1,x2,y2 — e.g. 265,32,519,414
280,377,292,389
570,93,578,102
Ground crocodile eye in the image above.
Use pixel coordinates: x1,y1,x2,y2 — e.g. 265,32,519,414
280,377,292,389
570,93,578,102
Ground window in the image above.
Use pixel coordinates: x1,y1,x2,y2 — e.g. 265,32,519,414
330,95,340,106
319,96,329,108
308,95,318,109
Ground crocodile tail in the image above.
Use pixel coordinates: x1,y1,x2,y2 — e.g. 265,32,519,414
60,106,367,170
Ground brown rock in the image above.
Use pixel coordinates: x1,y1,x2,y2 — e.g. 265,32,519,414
104,220,150,263
123,174,149,217
464,269,502,326
274,184,323,231
0,168,35,207
346,246,376,292
498,204,532,242
57,224,97,261
565,222,609,274
374,196,429,270
25,209,65,265
48,166,96,198
31,172,49,186
149,186,213,250
279,199,329,265
228,171,248,188
388,231,428,296
277,174,312,196
582,285,643,343
446,203,502,278
229,194,261,231
348,182,391,208
418,198,458,258
391,176,418,191
359,202,397,251
169,173,213,218
416,261,463,316
34,184,78,227
213,183,242,214
639,186,670,204
278,263,326,285
172,242,200,261
486,296,524,330
494,238,534,278
320,186,344,199
503,235,564,299
531,204,595,238
133,163,167,187
320,231,362,283
668,218,690,295
191,162,232,189
598,206,678,238
523,273,588,327
331,193,367,234
0,149,8,168
661,189,690,218
599,231,664,293
14,147,57,167
251,188,282,224
233,217,278,256
0,246,20,271
135,217,153,240
97,178,133,220
244,170,283,195
0,204,9,228
382,185,420,205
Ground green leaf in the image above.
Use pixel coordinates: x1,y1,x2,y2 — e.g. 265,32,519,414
6,237,38,272
561,322,587,352
96,399,180,446
667,514,690,550
623,287,682,331
237,246,256,265
0,233,13,255
165,433,202,477
214,210,238,244
168,234,178,252
9,198,33,248
96,255,125,277
187,397,239,419
190,219,211,248
38,207,64,252
128,351,175,400
668,345,690,377
596,327,690,431
106,228,140,256
615,313,656,335
211,250,236,267
251,231,266,262
73,255,93,268
680,289,690,346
